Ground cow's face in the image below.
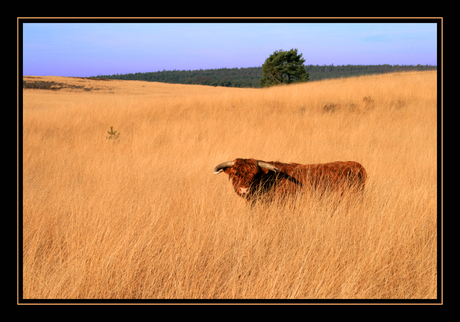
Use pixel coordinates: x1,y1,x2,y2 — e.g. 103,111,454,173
214,159,280,200
223,159,265,196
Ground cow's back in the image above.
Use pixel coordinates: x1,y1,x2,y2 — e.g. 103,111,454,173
268,160,367,193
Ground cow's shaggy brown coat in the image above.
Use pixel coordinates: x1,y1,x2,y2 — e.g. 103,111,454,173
214,158,367,203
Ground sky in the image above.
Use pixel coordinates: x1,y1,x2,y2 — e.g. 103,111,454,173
22,21,438,77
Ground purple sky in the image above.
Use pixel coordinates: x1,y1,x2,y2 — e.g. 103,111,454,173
22,22,438,77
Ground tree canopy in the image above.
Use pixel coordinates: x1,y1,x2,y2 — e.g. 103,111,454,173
259,49,309,87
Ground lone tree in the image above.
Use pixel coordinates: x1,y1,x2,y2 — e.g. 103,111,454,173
259,49,309,87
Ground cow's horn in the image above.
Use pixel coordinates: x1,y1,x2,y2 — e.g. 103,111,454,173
258,162,280,172
213,161,235,174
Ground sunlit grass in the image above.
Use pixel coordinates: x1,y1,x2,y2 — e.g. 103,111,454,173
22,71,437,299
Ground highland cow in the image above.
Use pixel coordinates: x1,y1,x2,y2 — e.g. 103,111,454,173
214,158,367,203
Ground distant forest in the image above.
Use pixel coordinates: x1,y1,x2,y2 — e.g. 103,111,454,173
94,64,437,88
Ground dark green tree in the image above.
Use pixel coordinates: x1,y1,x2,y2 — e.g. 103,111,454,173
259,49,309,87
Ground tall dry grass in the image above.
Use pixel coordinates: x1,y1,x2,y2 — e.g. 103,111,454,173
22,71,438,299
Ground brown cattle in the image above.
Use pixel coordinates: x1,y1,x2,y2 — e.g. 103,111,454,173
214,158,367,203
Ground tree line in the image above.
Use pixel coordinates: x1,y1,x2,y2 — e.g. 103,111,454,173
93,64,436,88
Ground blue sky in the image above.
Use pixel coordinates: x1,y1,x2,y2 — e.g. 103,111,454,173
22,22,438,77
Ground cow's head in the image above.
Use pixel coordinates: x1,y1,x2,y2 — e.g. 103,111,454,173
214,158,279,198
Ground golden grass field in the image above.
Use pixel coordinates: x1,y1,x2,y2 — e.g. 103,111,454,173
22,71,438,300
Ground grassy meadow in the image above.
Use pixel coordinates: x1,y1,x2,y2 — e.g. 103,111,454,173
22,71,438,299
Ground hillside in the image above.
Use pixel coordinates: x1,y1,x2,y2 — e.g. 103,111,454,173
22,71,438,300
93,64,437,88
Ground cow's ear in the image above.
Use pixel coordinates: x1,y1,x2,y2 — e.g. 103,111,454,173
260,167,270,175
223,167,233,175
